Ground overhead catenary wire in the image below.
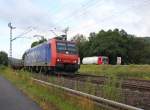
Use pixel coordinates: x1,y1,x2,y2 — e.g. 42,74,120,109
53,0,150,35
69,0,150,34
16,27,35,39
54,0,103,26
51,0,105,36
12,27,34,41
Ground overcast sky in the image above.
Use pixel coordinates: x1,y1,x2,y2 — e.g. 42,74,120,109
0,0,150,58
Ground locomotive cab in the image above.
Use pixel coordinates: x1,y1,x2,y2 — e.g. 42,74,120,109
55,40,79,72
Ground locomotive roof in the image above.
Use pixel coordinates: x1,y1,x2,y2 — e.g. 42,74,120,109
24,38,76,54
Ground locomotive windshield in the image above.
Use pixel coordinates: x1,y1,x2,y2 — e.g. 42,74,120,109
67,43,77,54
56,42,66,52
56,41,78,54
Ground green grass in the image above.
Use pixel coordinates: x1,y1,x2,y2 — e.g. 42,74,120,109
101,76,123,101
79,64,150,80
0,66,98,110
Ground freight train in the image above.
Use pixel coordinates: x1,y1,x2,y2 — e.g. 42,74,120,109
82,56,109,65
9,57,23,70
23,38,80,74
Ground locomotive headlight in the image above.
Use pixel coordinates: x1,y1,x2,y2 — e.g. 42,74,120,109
78,58,80,64
73,60,77,63
57,58,60,62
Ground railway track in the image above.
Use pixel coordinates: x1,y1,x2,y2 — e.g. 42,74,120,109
65,73,107,84
32,78,143,110
63,73,150,92
34,72,150,91
122,78,150,91
32,73,150,110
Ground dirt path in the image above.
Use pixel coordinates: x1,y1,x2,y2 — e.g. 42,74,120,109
0,75,42,110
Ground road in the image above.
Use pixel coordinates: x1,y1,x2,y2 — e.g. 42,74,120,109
0,76,42,110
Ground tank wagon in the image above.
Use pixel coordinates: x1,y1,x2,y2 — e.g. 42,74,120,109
82,56,109,65
24,38,80,73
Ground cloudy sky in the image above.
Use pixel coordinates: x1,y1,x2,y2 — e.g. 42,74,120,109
0,0,150,58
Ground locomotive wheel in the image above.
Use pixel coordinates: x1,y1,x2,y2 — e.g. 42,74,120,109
38,66,42,74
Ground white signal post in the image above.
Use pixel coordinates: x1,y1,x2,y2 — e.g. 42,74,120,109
8,22,33,62
8,22,16,59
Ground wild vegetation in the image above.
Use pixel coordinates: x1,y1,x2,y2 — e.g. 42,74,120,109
71,29,150,64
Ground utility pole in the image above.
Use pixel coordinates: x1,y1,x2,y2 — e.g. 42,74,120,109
8,22,16,59
8,23,33,61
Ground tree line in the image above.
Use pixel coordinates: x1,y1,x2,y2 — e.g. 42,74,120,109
71,29,150,64
0,51,8,66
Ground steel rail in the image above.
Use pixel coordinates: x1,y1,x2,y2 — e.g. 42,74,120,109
31,78,143,110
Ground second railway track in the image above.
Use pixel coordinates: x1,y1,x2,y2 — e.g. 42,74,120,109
63,73,150,92
34,72,150,91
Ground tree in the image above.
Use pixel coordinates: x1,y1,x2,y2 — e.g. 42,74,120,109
87,29,130,64
71,34,88,63
77,29,150,64
128,37,150,64
0,51,8,66
31,38,47,48
71,34,87,43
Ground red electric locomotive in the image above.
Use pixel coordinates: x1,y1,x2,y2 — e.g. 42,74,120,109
24,37,80,74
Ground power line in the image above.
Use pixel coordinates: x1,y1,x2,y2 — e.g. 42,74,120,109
54,0,102,25
8,23,35,58
70,0,150,34
14,27,33,39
